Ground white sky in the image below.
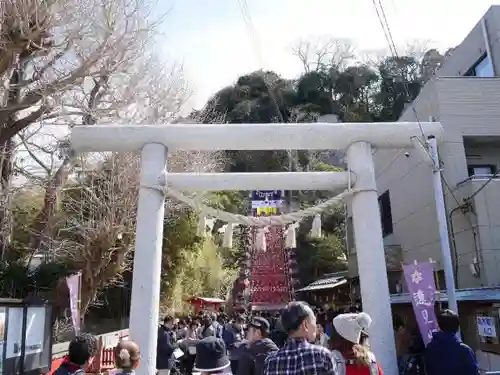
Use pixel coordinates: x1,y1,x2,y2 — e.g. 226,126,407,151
16,0,500,179
160,0,498,109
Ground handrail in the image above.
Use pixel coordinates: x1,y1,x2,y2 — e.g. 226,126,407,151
456,174,500,188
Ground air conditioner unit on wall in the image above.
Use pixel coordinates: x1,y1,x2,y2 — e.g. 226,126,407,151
470,257,480,278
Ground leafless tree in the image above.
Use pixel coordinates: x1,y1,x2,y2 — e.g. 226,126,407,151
291,36,356,73
56,152,139,313
17,88,224,314
0,0,164,256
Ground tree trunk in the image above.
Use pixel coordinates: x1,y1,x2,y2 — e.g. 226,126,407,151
30,76,107,254
0,138,14,259
30,157,71,253
0,62,24,260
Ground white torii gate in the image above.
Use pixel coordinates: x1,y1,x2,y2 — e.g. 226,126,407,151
70,120,443,375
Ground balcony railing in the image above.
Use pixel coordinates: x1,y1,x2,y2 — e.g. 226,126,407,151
456,174,500,189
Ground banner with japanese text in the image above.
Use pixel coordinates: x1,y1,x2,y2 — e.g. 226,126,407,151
403,262,439,345
66,272,81,334
251,190,283,216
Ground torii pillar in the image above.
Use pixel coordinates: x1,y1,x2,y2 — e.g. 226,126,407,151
347,141,397,374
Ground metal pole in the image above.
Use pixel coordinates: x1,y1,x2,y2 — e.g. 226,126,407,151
427,135,458,313
346,141,398,375
129,143,168,375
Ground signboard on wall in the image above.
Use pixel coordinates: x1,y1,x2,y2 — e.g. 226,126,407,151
5,307,46,358
477,316,497,338
251,190,283,216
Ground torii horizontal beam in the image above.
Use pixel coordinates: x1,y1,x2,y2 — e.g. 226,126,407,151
167,172,350,191
70,122,443,152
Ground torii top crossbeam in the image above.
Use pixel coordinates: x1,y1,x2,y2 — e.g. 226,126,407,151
70,122,443,152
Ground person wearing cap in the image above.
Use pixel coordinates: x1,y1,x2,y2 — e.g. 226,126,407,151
263,301,338,375
193,336,232,375
329,312,382,375
237,317,278,375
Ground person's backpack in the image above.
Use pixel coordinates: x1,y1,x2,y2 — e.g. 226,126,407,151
332,350,379,375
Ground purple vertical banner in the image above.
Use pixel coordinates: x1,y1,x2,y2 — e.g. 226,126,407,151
402,261,440,345
66,272,81,334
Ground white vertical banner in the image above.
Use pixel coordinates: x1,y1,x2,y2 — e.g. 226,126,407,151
66,272,82,334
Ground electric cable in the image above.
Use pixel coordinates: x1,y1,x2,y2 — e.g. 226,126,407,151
235,0,284,124
464,169,500,202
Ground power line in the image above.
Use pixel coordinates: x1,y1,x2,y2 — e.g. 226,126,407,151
464,170,500,202
373,0,398,57
372,0,426,138
235,0,284,124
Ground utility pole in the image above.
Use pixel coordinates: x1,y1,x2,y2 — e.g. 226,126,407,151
427,135,458,314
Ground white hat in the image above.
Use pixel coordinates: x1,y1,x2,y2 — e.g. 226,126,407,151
333,312,372,344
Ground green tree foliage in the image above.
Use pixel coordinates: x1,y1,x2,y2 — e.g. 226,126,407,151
199,50,439,131
163,237,237,314
161,211,203,299
295,233,347,287
0,260,74,299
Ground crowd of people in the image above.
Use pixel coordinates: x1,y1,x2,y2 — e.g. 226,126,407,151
50,302,480,375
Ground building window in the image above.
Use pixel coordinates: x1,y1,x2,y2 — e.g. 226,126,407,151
468,164,495,177
378,190,393,237
464,54,494,77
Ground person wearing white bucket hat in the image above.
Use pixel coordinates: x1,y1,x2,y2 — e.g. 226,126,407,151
329,312,382,375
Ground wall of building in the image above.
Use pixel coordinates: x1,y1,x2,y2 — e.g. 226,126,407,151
437,78,500,138
364,81,500,289
437,6,500,78
467,181,500,286
436,77,500,288
370,80,445,269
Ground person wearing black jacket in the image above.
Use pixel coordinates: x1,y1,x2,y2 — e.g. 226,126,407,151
157,315,177,375
269,317,287,349
237,317,278,375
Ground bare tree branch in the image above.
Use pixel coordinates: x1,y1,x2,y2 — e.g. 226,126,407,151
291,36,356,73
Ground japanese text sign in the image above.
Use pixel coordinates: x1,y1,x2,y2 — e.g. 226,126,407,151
477,316,497,338
251,190,283,215
403,261,439,345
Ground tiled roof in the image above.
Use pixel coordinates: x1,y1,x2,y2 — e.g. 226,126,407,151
296,275,347,292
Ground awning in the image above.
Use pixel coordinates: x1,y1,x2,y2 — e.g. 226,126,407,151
390,287,500,304
187,297,226,304
251,303,288,311
296,276,347,292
